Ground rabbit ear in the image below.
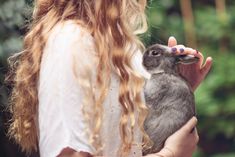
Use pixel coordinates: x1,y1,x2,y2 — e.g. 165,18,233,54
176,54,199,65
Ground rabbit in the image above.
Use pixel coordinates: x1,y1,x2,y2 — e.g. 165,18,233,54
142,44,199,155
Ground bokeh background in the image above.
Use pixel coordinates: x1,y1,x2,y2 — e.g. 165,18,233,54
0,0,235,157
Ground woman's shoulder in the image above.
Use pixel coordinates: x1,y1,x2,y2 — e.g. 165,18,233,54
43,20,97,63
47,20,94,49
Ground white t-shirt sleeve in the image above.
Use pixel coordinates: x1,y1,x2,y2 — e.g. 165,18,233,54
38,22,97,157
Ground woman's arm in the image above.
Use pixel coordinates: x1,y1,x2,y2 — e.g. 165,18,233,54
58,117,198,157
57,148,92,157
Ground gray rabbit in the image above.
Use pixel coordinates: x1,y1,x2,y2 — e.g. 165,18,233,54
142,44,198,155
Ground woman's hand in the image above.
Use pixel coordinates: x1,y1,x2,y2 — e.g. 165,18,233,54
144,117,199,157
168,36,213,91
162,117,199,157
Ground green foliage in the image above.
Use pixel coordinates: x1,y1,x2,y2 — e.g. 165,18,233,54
144,0,184,45
195,53,235,138
0,0,24,113
0,0,31,57
0,1,31,156
212,153,235,157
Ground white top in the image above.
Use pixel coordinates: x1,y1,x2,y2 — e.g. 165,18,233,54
38,20,151,157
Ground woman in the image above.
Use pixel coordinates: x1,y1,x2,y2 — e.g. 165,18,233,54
7,0,212,157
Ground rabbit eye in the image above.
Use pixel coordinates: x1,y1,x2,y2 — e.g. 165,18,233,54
150,50,161,56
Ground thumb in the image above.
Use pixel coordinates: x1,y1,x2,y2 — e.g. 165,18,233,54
181,117,198,133
201,57,213,77
168,36,177,47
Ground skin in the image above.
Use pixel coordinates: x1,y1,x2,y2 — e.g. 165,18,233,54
58,37,213,157
167,36,213,92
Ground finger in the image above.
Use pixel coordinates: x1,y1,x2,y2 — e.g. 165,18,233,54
200,57,213,76
189,127,199,145
181,47,195,55
194,51,204,67
181,117,198,133
174,44,185,48
194,128,200,144
171,46,194,55
190,127,196,133
170,45,186,54
168,36,177,47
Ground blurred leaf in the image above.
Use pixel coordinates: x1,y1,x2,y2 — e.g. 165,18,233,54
212,153,235,157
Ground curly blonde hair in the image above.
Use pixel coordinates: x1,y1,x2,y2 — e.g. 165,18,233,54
6,0,151,156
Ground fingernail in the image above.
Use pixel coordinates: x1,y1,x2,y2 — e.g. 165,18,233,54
179,48,184,53
171,47,177,53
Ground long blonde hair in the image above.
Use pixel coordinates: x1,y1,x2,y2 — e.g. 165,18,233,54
7,0,151,156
